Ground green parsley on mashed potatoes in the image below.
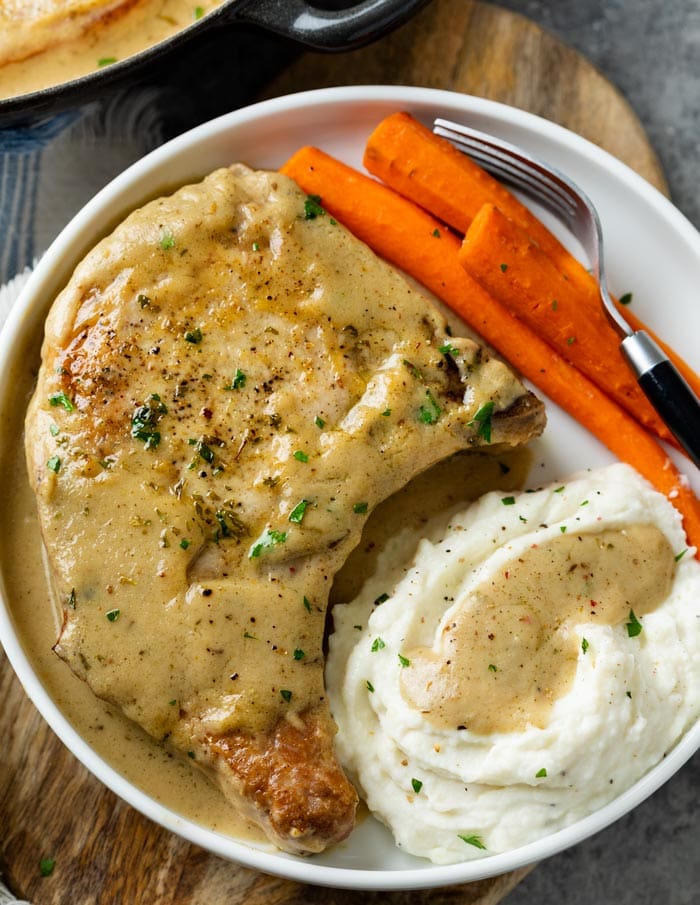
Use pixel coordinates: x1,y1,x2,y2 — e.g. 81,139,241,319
326,463,700,863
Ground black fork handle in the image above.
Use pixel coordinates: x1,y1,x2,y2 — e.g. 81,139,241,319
623,331,700,469
234,0,431,51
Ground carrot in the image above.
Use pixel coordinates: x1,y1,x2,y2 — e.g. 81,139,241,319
459,202,677,447
363,111,700,401
281,146,700,553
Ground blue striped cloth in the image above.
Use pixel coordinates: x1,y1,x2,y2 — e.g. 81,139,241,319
0,90,165,287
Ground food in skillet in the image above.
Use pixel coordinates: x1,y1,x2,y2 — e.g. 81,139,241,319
0,0,139,66
25,164,545,853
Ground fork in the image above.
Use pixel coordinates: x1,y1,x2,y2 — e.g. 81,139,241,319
433,117,700,469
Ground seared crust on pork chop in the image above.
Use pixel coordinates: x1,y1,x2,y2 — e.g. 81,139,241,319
26,164,545,852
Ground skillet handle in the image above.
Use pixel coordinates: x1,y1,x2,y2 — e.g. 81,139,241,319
234,0,430,51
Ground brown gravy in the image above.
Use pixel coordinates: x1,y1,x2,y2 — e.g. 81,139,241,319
402,525,676,734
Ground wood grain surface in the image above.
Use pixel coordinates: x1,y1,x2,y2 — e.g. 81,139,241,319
0,1,668,902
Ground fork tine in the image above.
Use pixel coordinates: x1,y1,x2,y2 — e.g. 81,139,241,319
434,121,577,222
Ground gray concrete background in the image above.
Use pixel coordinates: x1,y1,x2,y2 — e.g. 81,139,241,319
497,0,700,232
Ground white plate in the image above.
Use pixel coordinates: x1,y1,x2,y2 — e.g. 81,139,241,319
1,86,699,890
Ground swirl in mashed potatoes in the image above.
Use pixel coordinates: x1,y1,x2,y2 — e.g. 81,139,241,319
326,463,700,863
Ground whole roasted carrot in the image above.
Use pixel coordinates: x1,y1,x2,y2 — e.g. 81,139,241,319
460,202,677,447
363,111,700,401
281,146,700,553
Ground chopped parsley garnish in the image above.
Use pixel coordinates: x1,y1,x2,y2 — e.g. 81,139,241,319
499,263,508,272
187,750,196,759
374,592,390,605
252,241,260,251
314,415,326,428
458,834,487,850
366,680,375,693
560,525,568,533
418,389,442,425
619,292,633,306
303,596,312,612
293,648,305,660
398,653,410,668
488,663,497,672
468,401,495,443
402,359,423,380
159,229,175,250
675,548,688,562
353,501,369,514
280,689,293,703
535,768,547,778
581,637,589,654
67,588,76,609
554,485,565,493
39,858,56,877
501,496,516,506
106,608,120,622
49,423,60,437
249,528,288,559
131,394,167,449
289,499,311,524
551,299,559,310
626,609,643,638
214,508,247,540
439,343,459,357
381,408,392,417
566,335,576,345
411,778,423,793
97,57,117,67
49,391,74,412
293,450,309,463
184,327,203,344
194,5,204,18
432,228,441,238
47,455,61,473
138,293,151,308
190,437,214,463
224,368,246,390
180,538,191,550
304,194,325,219
370,637,386,652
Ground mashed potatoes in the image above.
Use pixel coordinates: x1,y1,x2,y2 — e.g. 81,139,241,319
326,463,700,863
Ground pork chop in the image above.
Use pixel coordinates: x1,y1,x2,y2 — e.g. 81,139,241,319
0,0,140,66
25,164,545,853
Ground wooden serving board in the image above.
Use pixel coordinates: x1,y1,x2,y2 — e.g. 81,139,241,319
0,2,667,902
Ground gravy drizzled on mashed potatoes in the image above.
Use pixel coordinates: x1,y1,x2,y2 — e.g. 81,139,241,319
402,523,675,735
327,463,700,863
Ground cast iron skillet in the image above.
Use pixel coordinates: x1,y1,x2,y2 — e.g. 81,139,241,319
0,0,430,123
